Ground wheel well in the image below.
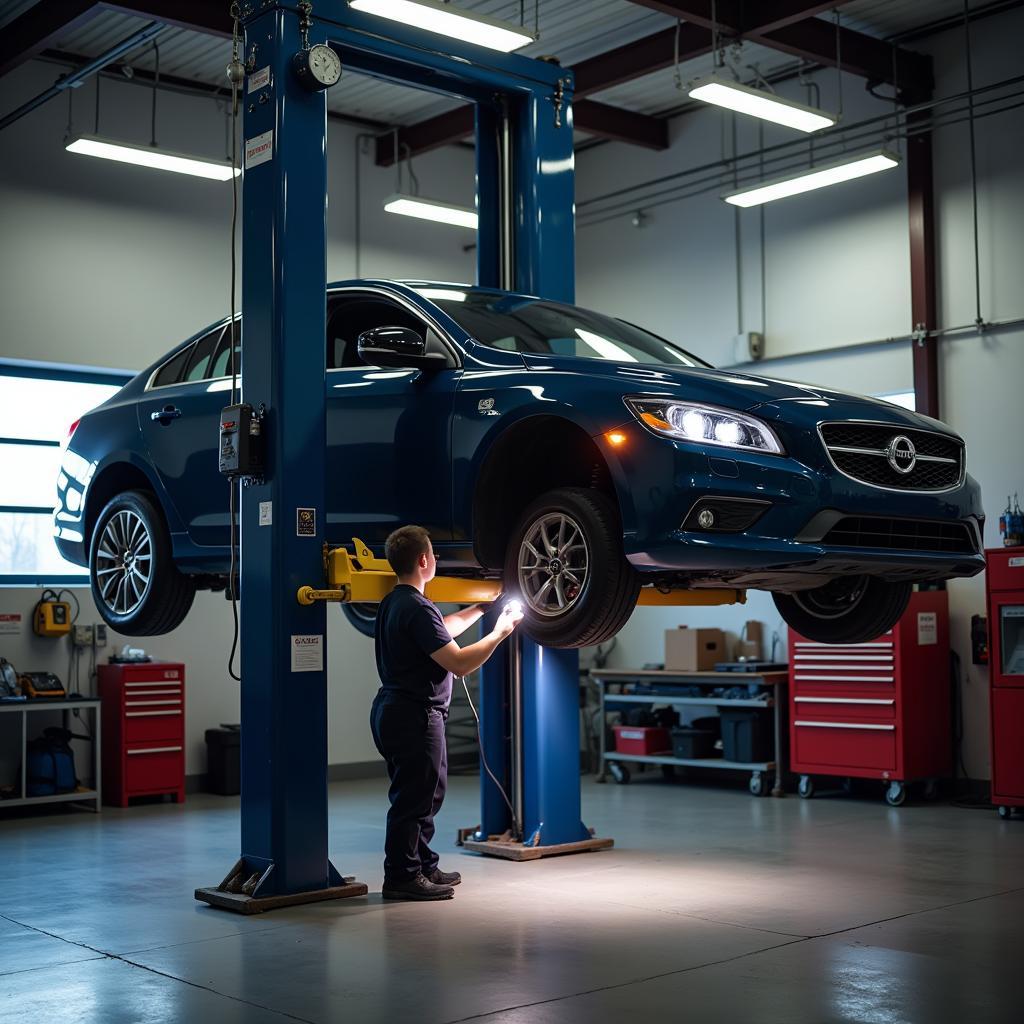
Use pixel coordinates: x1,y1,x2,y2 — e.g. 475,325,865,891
84,464,157,551
473,417,616,570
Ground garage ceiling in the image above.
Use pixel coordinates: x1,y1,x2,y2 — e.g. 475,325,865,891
0,1,1015,150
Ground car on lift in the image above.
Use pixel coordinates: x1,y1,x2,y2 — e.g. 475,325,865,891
54,280,985,648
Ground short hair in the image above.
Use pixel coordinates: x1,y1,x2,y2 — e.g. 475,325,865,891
386,525,432,576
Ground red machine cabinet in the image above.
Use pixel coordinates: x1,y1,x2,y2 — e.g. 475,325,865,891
987,547,1024,819
788,590,950,806
98,662,185,807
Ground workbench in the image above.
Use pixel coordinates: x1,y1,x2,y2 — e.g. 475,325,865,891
590,669,788,797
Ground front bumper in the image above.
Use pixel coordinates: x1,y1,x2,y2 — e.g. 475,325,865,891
603,419,985,589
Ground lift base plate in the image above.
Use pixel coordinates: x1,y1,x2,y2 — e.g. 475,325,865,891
460,834,614,861
194,880,368,915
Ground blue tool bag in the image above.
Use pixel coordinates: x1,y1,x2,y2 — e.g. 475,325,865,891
26,727,78,796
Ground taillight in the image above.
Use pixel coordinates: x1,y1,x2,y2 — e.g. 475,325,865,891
62,419,81,450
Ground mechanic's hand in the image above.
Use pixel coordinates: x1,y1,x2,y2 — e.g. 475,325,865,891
494,603,524,639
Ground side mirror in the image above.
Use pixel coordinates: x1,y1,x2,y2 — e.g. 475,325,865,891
357,326,448,371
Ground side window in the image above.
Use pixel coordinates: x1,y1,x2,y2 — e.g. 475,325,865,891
152,345,194,387
327,297,435,369
183,328,224,382
210,321,241,379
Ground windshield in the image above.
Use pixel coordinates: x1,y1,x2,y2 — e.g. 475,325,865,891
413,287,711,368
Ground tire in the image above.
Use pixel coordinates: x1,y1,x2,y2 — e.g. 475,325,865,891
89,490,196,636
504,487,640,649
772,576,912,645
341,602,378,639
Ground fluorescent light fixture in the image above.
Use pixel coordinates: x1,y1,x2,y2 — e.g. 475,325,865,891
689,74,836,133
349,0,534,52
384,194,478,229
66,134,239,180
723,149,901,208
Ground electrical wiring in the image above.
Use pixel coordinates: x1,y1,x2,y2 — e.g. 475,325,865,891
459,673,520,841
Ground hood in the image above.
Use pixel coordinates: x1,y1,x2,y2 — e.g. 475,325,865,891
518,354,882,411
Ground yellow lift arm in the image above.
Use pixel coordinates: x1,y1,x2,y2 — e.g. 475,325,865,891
298,539,745,609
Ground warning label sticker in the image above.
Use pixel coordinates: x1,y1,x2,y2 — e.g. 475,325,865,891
296,508,316,537
245,129,273,168
291,634,323,673
248,66,271,93
0,613,22,635
917,612,937,646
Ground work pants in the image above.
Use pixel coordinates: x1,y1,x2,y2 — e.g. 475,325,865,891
370,692,448,883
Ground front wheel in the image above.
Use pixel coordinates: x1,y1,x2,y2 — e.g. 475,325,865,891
504,487,639,649
89,490,195,635
773,576,912,645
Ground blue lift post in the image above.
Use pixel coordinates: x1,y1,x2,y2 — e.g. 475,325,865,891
196,1,601,912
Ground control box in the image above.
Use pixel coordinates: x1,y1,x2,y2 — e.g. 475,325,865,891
219,403,263,479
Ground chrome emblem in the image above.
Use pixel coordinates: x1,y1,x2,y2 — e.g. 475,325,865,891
886,435,917,474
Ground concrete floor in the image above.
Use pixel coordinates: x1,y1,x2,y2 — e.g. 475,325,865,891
0,772,1021,1023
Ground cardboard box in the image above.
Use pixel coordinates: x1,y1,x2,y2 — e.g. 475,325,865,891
737,620,763,661
665,627,725,671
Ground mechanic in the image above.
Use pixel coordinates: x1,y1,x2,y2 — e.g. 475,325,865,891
371,525,523,902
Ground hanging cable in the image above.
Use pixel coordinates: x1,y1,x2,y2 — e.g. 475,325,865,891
834,7,843,127
94,70,100,133
461,675,519,840
401,142,419,196
673,19,682,91
150,40,160,147
758,121,766,339
963,0,983,328
711,0,721,68
225,2,244,683
65,83,74,142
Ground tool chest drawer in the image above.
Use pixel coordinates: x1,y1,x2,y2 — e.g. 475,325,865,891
99,662,186,806
793,720,898,772
791,696,896,721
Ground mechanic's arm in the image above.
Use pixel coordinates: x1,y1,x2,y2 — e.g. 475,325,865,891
431,607,523,677
442,603,488,639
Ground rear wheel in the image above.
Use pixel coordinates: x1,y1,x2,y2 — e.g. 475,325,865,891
773,576,912,644
89,490,195,635
504,487,639,649
341,602,378,639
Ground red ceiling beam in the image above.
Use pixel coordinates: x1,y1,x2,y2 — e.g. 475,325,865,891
574,99,669,150
0,0,100,78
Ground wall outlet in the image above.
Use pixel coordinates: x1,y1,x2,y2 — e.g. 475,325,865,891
94,623,108,648
72,624,94,648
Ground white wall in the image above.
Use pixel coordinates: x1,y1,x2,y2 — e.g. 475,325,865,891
575,8,1024,780
0,59,477,777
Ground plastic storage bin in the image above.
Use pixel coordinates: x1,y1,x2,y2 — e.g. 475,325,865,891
719,708,772,762
613,725,671,755
205,726,241,795
671,726,717,759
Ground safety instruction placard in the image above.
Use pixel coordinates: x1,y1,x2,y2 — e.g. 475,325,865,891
245,129,273,168
291,634,323,673
917,612,937,646
0,613,22,635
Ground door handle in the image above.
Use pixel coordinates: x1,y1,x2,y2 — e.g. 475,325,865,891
151,405,181,422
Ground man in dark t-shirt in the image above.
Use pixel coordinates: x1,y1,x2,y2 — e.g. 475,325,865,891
371,525,522,901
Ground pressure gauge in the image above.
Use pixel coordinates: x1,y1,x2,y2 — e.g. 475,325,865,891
292,43,341,90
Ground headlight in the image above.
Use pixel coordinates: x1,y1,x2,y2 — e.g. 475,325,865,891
624,398,784,454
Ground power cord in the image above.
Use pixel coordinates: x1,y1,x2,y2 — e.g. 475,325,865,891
459,674,520,841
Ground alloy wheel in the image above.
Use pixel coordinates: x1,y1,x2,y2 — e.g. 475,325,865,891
517,512,589,618
95,509,153,616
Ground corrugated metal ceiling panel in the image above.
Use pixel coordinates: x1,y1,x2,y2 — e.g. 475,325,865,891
0,2,985,131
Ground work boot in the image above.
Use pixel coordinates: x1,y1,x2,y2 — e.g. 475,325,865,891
382,874,455,901
426,867,461,886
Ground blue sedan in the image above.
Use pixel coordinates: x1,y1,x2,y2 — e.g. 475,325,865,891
54,281,985,647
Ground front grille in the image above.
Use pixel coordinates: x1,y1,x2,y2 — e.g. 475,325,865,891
822,516,977,554
820,422,963,490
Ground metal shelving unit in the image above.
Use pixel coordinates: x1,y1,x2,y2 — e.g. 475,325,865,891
591,669,788,797
0,699,102,811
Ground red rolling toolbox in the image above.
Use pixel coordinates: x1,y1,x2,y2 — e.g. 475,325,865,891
788,590,950,806
986,547,1024,819
98,662,185,807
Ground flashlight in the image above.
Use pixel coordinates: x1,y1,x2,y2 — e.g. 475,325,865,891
505,599,523,616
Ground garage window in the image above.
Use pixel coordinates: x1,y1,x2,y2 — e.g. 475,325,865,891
0,364,131,585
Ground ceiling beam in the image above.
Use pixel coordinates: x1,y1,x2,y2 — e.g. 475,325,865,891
574,100,669,150
0,0,100,78
625,0,932,100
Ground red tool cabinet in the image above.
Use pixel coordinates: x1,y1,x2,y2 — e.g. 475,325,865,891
98,662,185,807
987,547,1024,819
788,590,950,806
